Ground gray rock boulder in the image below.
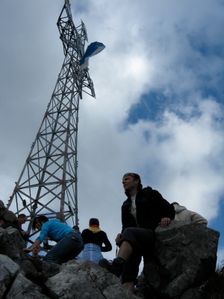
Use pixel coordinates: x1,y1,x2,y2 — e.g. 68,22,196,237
0,227,139,299
0,254,50,299
0,224,220,299
0,254,20,298
143,224,219,298
0,227,25,259
6,272,49,299
46,260,139,299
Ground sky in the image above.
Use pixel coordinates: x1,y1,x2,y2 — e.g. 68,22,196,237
0,0,224,266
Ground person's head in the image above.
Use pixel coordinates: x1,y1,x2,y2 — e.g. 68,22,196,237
32,215,48,230
18,214,27,225
89,218,99,227
122,172,142,195
73,225,80,232
32,244,40,257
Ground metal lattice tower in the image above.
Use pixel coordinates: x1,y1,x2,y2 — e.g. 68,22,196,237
7,0,95,239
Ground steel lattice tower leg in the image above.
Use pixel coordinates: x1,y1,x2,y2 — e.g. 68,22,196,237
7,0,95,239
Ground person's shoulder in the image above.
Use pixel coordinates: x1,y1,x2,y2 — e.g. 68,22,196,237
122,198,133,210
142,186,153,192
140,186,153,195
99,230,107,235
47,219,60,226
42,220,51,227
122,198,130,205
49,219,58,223
174,204,186,213
140,186,165,200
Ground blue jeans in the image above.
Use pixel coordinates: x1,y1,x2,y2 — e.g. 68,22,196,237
44,232,83,264
77,243,103,263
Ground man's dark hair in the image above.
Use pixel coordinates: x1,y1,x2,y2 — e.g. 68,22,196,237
32,215,48,230
18,213,27,218
89,218,99,226
73,225,80,232
123,172,143,192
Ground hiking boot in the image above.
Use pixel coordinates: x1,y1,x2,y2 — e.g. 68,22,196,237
99,257,125,277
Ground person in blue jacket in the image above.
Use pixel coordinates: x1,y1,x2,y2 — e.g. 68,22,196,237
31,215,83,264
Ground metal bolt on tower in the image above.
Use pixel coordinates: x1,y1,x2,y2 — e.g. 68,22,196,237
7,0,95,237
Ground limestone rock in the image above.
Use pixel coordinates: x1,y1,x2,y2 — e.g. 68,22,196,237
0,254,20,298
0,223,221,299
6,272,49,299
46,260,139,299
179,287,203,299
0,227,25,259
144,224,219,298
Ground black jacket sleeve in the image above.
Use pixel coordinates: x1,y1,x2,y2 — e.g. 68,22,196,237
101,231,112,252
152,190,175,220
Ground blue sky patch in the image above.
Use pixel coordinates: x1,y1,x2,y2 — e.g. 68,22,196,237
126,91,167,124
126,90,204,126
210,198,224,249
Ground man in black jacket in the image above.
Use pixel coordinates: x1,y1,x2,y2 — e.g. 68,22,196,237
100,173,175,292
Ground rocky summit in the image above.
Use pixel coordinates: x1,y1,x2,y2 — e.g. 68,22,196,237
0,224,221,299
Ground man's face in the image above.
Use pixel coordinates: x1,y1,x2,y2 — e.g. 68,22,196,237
122,175,139,193
34,220,42,230
18,216,27,225
32,244,40,257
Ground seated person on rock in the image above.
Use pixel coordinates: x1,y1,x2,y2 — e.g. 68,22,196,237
99,172,175,293
156,202,207,232
78,218,112,263
172,202,207,225
31,215,83,264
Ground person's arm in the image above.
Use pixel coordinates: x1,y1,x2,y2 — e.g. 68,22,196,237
32,239,41,250
115,233,123,246
81,229,88,243
36,222,49,243
153,190,175,227
101,232,112,252
28,222,49,252
190,211,208,225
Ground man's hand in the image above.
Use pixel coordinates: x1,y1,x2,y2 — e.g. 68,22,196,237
23,240,41,254
31,240,41,251
115,233,123,246
160,217,171,227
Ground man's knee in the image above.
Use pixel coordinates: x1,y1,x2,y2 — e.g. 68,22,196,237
122,227,136,240
44,250,57,263
122,227,154,253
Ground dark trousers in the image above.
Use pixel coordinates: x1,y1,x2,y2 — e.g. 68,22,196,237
44,232,83,264
120,227,155,283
